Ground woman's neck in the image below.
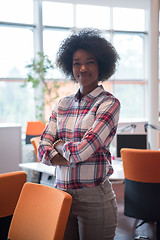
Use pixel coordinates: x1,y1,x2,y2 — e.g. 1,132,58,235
79,83,98,97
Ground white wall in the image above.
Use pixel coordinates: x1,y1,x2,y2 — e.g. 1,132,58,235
0,124,22,173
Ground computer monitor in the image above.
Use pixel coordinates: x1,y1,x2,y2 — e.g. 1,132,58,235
116,133,148,159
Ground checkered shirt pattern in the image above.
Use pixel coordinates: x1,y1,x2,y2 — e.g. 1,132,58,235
38,85,120,189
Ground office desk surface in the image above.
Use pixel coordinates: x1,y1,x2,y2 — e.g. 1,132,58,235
19,159,124,181
19,162,56,176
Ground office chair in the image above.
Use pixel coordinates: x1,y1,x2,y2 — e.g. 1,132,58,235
30,135,54,185
0,171,27,240
30,136,43,183
30,136,41,162
25,121,45,144
121,148,160,240
8,182,72,240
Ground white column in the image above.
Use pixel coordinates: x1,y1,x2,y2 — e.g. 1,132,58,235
33,0,43,54
33,0,44,121
148,0,159,150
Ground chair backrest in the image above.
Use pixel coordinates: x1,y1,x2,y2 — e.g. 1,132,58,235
0,171,27,239
0,171,27,218
121,148,160,221
8,182,72,240
30,136,41,162
121,148,160,183
26,121,45,144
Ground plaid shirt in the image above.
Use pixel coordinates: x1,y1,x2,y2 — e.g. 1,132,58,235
38,85,120,189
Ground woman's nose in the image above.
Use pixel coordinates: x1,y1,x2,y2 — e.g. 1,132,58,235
80,64,86,72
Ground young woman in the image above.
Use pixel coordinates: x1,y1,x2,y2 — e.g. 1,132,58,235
38,29,120,240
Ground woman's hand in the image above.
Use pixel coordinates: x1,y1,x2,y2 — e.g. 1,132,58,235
51,153,69,166
54,140,65,156
51,140,69,165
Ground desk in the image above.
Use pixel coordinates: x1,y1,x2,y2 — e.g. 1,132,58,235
19,162,56,186
19,159,124,181
19,162,56,176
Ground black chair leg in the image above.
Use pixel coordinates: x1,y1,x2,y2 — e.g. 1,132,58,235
38,172,42,184
156,221,160,240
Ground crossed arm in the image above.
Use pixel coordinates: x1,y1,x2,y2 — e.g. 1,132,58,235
50,140,69,166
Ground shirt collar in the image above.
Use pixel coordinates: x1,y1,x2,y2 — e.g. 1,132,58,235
75,85,105,102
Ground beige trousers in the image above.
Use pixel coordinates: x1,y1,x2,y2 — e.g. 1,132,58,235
62,180,117,240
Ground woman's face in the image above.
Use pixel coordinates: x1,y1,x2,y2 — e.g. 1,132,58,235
72,49,99,93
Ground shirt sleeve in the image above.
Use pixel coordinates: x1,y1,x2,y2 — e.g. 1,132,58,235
62,97,120,165
38,103,59,166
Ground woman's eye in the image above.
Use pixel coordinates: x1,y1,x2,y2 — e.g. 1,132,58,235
87,61,94,65
73,62,80,66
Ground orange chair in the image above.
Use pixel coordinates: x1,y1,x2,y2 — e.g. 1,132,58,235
8,182,72,240
30,136,55,185
121,148,160,239
30,136,41,162
30,136,42,183
26,121,45,144
0,171,27,240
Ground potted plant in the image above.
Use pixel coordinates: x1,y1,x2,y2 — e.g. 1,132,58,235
22,52,60,122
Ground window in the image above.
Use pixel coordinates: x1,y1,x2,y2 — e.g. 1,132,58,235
43,29,71,78
114,83,146,119
0,81,35,132
0,0,33,24
113,33,144,80
76,4,110,29
43,2,73,27
0,0,152,132
0,0,34,131
0,27,33,78
113,8,145,31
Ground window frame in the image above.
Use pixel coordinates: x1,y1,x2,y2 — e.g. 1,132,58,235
0,0,155,127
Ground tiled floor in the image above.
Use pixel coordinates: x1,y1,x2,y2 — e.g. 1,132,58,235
113,182,156,240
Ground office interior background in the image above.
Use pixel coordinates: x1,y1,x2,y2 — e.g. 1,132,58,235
1,2,160,239
0,0,160,150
